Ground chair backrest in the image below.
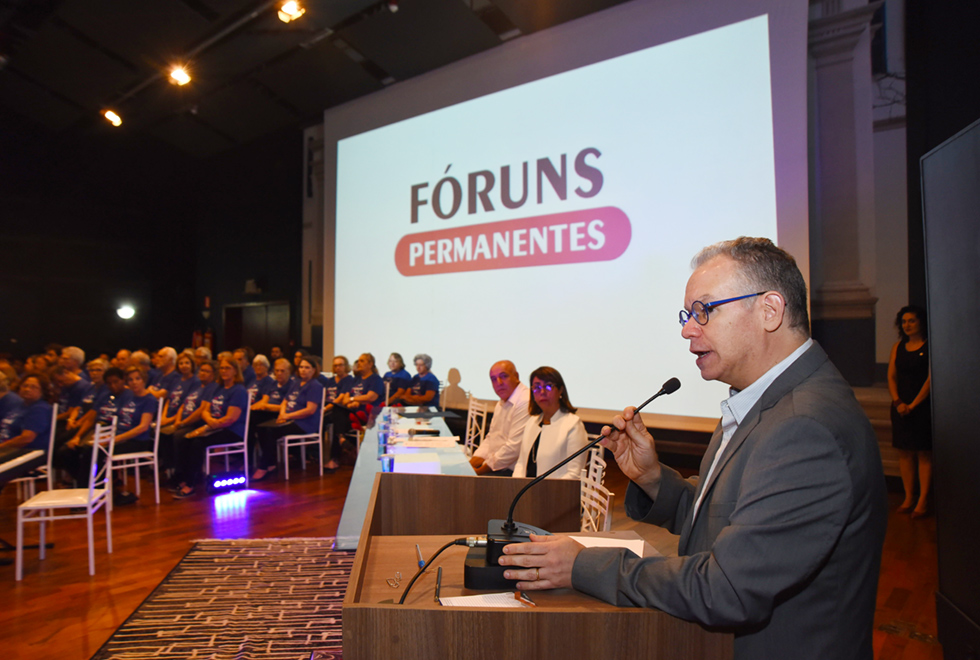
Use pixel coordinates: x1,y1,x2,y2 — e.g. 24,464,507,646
241,391,253,443
43,403,59,490
89,417,117,499
580,444,607,486
151,397,164,454
580,481,614,532
315,388,326,437
464,395,488,455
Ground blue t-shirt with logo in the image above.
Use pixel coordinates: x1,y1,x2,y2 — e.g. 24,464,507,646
117,393,158,443
168,375,201,412
410,372,440,409
207,384,249,439
1,400,53,450
58,379,93,411
95,389,133,426
349,373,385,407
80,383,105,412
266,380,292,408
0,392,24,440
383,369,412,398
247,375,276,405
283,379,325,435
324,374,353,404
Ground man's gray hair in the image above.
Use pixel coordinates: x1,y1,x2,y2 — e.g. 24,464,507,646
194,346,212,360
159,346,177,363
64,346,85,366
131,351,151,366
693,236,810,335
253,354,270,369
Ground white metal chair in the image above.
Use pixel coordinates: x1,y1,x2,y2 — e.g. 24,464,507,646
10,403,58,500
204,392,252,487
463,394,488,457
278,389,327,480
580,480,615,532
579,444,613,532
16,417,116,580
109,397,163,504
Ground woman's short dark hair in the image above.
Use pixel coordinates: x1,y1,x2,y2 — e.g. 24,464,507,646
895,305,928,340
299,355,321,374
528,366,577,416
103,366,126,382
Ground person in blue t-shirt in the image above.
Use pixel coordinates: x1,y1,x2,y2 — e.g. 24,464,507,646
148,347,181,401
53,366,93,428
390,353,440,410
108,367,159,504
252,356,325,481
0,374,53,452
0,373,25,442
235,347,257,388
172,357,249,499
329,353,385,467
247,354,276,408
159,360,217,480
159,352,200,429
248,358,293,453
382,353,412,406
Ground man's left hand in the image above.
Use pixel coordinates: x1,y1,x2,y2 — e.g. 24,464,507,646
498,534,584,590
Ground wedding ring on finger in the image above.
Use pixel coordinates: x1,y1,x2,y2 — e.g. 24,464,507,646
532,567,540,581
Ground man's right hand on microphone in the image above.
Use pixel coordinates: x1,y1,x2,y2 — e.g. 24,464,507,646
600,405,663,500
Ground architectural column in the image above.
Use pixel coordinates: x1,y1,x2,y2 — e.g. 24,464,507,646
301,126,325,351
808,0,881,385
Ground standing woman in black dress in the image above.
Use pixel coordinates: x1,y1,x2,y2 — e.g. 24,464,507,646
887,305,932,518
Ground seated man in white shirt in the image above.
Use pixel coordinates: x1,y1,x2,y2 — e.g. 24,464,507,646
469,360,531,477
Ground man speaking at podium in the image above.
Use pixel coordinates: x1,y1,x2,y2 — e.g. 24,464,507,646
499,237,888,660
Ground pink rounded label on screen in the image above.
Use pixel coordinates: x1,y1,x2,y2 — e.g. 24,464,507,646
394,206,631,276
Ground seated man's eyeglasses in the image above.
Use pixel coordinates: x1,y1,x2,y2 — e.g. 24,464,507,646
531,383,555,394
679,292,765,326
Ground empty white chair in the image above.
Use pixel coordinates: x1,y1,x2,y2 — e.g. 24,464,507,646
10,403,58,500
203,392,252,487
16,418,116,580
278,389,327,480
580,443,607,486
109,397,164,504
463,395,488,457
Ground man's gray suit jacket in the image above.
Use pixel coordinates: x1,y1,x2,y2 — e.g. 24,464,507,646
572,342,888,660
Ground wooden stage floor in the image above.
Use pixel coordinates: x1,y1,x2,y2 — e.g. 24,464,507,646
1,458,941,660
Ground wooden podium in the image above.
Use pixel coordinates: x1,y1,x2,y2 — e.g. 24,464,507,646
343,472,733,659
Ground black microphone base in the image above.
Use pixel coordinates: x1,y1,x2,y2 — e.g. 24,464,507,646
463,546,513,590
485,519,551,565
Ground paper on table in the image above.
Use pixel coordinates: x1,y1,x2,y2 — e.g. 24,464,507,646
568,535,648,557
397,437,460,448
439,592,530,608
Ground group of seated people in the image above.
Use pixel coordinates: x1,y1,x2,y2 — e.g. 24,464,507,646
1,341,589,507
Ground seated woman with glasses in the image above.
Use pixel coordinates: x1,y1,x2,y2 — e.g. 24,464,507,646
512,366,588,480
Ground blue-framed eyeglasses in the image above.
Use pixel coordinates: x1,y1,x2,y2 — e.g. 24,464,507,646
679,292,765,327
531,382,555,394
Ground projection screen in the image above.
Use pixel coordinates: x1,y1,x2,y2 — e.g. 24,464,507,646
323,0,809,424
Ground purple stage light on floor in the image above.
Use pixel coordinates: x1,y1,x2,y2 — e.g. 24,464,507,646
207,471,247,494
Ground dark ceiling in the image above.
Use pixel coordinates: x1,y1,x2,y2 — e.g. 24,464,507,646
0,0,628,157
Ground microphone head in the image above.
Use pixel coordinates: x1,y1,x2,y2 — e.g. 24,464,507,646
662,377,681,395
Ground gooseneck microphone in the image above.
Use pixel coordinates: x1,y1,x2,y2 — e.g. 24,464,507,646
499,376,681,535
463,377,681,589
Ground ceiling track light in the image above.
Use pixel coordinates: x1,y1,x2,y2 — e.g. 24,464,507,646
278,1,306,23
170,66,191,85
103,109,122,126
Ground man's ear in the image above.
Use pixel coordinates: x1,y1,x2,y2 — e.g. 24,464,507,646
761,291,786,332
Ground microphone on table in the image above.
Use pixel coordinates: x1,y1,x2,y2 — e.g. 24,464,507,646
463,377,681,589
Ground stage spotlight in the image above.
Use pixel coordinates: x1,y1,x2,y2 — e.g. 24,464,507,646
116,305,135,320
170,66,191,85
207,471,248,494
103,110,122,126
278,1,306,23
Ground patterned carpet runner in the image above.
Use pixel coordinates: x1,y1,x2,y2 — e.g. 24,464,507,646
90,538,352,660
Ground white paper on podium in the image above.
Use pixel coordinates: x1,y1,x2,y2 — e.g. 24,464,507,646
568,535,647,557
439,592,530,608
393,452,441,474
